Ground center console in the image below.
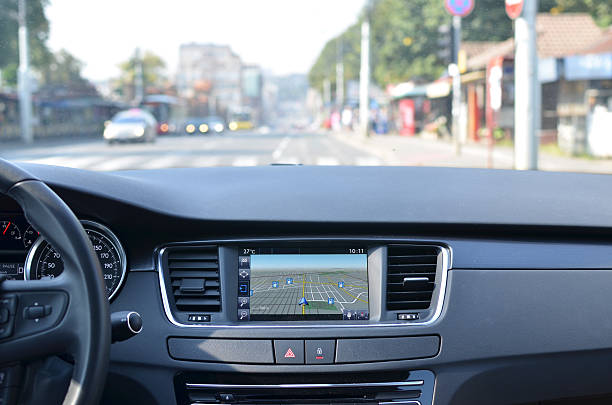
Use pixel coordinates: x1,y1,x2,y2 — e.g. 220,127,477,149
158,238,450,405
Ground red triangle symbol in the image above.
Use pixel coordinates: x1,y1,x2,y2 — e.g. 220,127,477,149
284,348,296,358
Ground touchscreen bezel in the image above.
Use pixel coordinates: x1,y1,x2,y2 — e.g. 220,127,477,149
237,247,369,322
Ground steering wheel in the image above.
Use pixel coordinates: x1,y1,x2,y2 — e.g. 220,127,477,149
0,159,110,405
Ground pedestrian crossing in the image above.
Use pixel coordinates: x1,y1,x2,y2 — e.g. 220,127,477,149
11,154,383,171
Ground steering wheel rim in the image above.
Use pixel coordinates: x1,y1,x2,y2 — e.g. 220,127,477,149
0,159,110,405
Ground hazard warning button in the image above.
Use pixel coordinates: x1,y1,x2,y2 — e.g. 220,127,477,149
274,340,304,364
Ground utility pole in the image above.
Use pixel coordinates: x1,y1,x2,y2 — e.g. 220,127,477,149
17,0,33,144
323,78,331,107
359,8,371,138
134,48,144,104
450,15,462,155
514,0,538,170
336,37,344,109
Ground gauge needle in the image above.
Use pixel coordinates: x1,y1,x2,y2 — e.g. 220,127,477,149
2,222,10,235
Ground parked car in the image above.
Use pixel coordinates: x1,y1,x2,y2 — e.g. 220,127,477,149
103,109,157,144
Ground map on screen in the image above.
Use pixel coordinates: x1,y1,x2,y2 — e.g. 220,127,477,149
247,253,368,320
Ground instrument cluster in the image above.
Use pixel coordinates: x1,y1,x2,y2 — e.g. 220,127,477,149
0,215,126,300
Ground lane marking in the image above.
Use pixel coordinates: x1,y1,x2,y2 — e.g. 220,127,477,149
272,136,291,160
355,156,382,166
139,155,186,169
94,156,149,171
232,156,258,166
316,156,340,166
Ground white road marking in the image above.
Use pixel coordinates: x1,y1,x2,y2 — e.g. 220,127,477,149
232,156,258,166
19,155,107,169
316,156,340,166
138,155,186,169
93,156,148,171
272,136,291,160
355,156,382,166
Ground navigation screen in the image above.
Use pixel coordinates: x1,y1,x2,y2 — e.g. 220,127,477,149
237,248,369,321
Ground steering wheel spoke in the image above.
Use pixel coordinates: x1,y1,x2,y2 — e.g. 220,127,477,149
0,278,73,362
0,159,110,405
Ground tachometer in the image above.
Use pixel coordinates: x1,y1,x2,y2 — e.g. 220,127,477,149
25,220,127,300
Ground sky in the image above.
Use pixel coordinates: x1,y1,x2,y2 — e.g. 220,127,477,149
251,254,367,273
45,0,366,82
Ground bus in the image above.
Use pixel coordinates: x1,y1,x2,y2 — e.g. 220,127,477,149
140,95,187,135
228,109,255,131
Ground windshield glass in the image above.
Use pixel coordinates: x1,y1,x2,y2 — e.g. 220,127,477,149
0,1,611,172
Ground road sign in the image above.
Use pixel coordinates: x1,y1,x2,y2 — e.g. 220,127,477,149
505,0,523,19
444,0,474,17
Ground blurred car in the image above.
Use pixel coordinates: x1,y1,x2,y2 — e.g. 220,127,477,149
184,118,207,135
204,116,226,134
184,117,225,135
103,109,157,144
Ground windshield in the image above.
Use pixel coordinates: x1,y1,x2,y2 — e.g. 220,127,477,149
0,1,611,172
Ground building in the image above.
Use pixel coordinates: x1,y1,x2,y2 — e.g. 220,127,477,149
390,13,611,156
176,43,243,117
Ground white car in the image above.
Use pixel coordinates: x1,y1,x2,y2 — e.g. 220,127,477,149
103,109,157,144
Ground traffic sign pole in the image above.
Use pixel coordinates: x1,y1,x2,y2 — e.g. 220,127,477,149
513,0,538,170
451,15,462,155
444,0,472,156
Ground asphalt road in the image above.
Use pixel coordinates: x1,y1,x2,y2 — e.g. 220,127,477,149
3,129,610,174
0,130,382,171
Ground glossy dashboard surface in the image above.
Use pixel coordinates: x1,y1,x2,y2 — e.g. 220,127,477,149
3,163,612,405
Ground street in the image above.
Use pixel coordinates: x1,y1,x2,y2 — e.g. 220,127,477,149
0,131,383,171
3,130,612,173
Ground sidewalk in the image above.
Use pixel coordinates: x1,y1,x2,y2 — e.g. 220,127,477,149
333,131,612,174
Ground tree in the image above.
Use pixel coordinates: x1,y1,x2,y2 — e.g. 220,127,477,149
0,0,52,86
40,49,88,86
308,22,362,99
309,0,611,91
370,0,448,84
116,50,167,97
550,0,611,27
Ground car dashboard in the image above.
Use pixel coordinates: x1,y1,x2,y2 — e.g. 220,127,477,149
2,164,612,405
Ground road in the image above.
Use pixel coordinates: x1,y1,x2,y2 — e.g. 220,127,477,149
0,130,382,171
2,129,611,174
250,271,369,316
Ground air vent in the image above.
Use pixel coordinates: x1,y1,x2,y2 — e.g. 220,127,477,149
386,245,440,311
165,246,221,312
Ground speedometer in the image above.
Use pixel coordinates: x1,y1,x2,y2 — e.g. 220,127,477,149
25,220,127,300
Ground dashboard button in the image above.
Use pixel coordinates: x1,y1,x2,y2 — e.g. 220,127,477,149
398,313,419,321
274,340,304,364
238,297,250,309
305,340,335,364
237,309,250,321
24,306,44,319
238,281,250,297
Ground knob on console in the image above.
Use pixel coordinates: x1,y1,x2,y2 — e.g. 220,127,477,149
111,311,142,343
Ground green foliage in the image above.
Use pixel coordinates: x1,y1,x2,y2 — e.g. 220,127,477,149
40,49,88,85
0,0,51,86
551,0,612,27
309,0,611,90
117,50,167,90
370,0,447,84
